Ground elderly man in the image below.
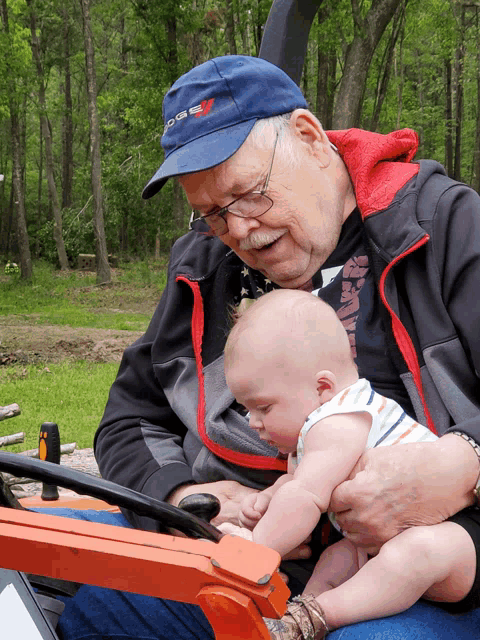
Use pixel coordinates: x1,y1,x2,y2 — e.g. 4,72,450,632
57,56,480,640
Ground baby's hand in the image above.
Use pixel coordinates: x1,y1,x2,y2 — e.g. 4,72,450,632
239,491,271,529
218,522,254,541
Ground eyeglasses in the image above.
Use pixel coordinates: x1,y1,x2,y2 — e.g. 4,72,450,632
189,133,278,237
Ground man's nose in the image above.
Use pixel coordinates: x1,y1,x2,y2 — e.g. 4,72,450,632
224,212,261,239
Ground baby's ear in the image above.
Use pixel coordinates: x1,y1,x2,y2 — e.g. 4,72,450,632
316,370,337,403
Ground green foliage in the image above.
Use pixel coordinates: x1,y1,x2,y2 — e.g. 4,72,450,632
2,0,480,269
0,361,119,450
4,260,20,274
36,207,95,266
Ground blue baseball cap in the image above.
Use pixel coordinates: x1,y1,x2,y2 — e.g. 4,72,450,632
142,55,308,199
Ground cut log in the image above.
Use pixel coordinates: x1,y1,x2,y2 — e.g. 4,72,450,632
21,442,76,459
0,432,25,447
0,404,21,421
4,476,38,486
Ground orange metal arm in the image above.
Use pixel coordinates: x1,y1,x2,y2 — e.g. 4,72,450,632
0,508,289,639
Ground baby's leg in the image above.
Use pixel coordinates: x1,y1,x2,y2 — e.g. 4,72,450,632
315,521,475,631
303,538,368,595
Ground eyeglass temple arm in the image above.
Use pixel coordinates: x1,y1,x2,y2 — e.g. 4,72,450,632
259,0,323,86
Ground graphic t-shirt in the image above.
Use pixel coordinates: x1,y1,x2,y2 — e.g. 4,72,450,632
313,209,415,417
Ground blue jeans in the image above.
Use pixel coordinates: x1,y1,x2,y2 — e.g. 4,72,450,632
35,508,480,640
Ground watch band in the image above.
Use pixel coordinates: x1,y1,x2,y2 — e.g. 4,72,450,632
451,431,480,507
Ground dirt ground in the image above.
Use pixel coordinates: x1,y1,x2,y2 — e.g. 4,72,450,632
0,323,144,365
0,269,163,366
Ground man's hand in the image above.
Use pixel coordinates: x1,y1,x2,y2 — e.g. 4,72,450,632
330,435,480,552
168,480,260,527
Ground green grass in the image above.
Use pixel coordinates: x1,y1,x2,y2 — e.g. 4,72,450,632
0,259,167,330
0,258,168,452
8,307,152,331
0,361,120,451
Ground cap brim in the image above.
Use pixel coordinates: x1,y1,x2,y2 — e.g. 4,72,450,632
142,120,257,199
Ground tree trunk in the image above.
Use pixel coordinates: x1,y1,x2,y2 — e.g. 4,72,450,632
27,0,69,271
236,0,249,53
445,58,454,178
254,0,262,56
119,15,128,74
394,26,404,129
316,5,336,130
0,0,32,279
165,14,189,239
225,0,237,54
370,0,407,131
172,180,187,237
37,118,43,220
0,149,7,253
472,9,480,192
79,0,111,285
166,16,178,81
10,112,31,278
62,8,74,209
453,6,466,182
189,0,204,66
333,0,402,129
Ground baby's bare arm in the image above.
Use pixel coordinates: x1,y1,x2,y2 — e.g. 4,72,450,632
253,412,371,556
239,473,293,528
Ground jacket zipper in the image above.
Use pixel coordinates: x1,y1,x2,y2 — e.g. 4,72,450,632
376,235,437,434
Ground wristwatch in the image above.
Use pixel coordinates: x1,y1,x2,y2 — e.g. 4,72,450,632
451,431,480,507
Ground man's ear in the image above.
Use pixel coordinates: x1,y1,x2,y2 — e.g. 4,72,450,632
289,109,331,167
316,370,337,403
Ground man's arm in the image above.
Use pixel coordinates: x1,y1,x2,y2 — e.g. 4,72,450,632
252,412,371,556
95,308,195,531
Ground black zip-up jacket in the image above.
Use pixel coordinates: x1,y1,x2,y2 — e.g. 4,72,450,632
95,128,480,532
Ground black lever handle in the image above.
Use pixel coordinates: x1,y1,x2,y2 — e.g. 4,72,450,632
178,493,221,523
39,422,60,501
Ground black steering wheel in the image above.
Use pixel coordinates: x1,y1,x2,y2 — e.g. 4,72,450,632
0,452,222,542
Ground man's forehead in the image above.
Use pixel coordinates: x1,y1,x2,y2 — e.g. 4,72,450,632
218,142,266,188
181,144,265,203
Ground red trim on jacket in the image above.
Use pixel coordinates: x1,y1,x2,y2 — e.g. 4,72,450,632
177,276,288,472
328,128,436,433
327,128,420,218
377,237,437,434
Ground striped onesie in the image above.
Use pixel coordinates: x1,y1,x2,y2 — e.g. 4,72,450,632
290,377,437,533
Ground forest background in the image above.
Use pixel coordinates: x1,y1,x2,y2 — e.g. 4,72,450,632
0,0,478,283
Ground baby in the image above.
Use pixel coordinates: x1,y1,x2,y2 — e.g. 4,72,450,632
223,289,477,640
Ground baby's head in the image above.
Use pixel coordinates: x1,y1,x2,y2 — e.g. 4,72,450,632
224,290,358,453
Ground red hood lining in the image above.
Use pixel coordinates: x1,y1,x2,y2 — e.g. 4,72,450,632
327,128,420,219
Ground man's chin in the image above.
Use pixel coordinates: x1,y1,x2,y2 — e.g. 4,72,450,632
258,266,314,291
